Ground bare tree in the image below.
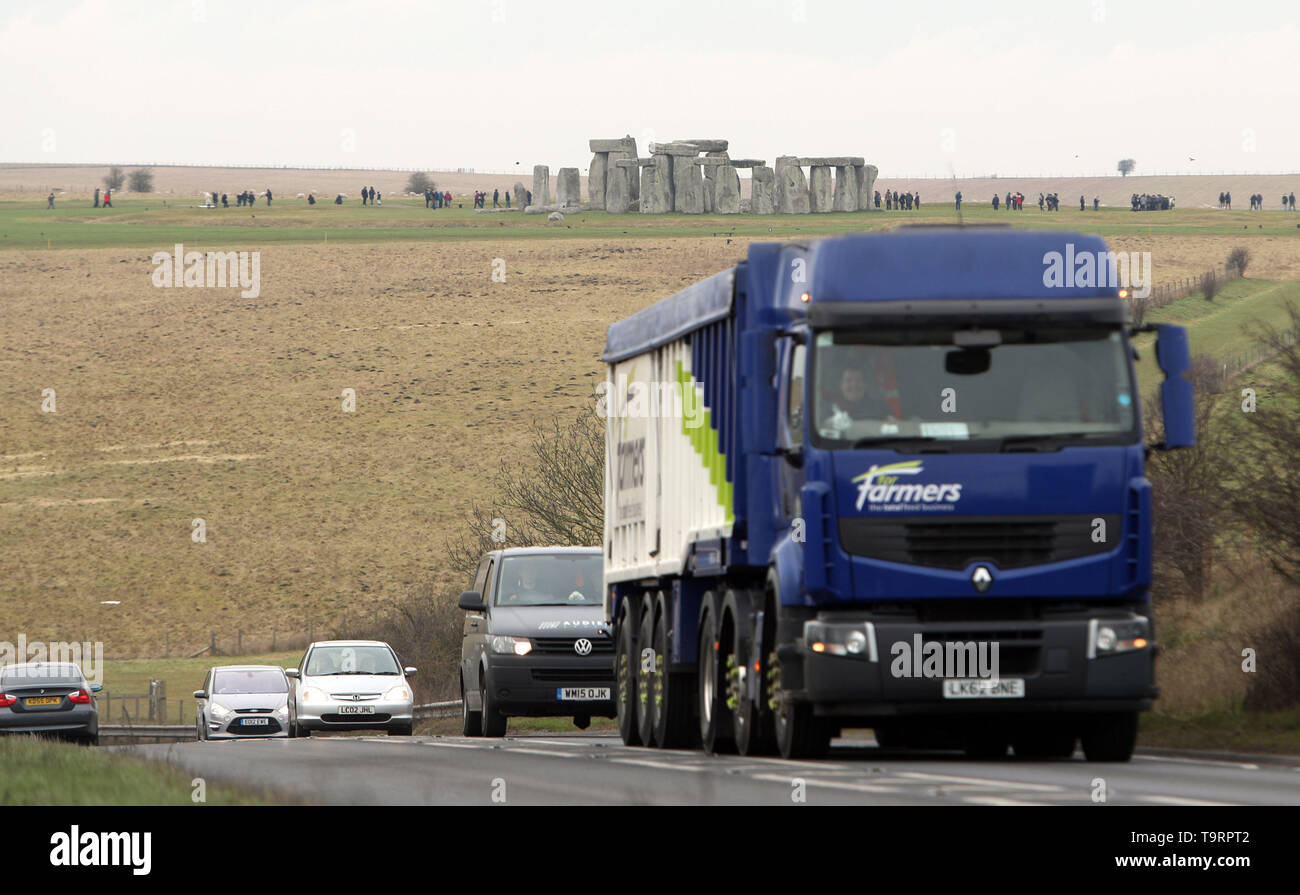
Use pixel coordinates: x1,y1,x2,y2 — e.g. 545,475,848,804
127,168,154,192
1201,271,1219,303
406,172,436,194
103,166,125,191
1227,246,1251,278
1117,159,1137,177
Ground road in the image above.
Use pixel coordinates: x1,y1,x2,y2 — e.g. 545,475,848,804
125,732,1300,806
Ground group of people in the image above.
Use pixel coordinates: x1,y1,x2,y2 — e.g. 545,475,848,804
874,190,920,210
1131,193,1173,211
359,186,381,206
990,191,1029,210
92,188,112,207
472,188,509,208
1239,192,1296,210
424,188,454,208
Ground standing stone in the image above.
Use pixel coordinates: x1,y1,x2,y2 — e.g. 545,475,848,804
751,166,775,214
557,167,581,207
606,164,631,213
715,164,741,214
779,165,810,214
833,166,857,212
513,181,527,210
605,150,631,209
774,156,796,213
672,159,704,213
809,166,833,213
624,139,640,203
858,164,879,211
589,153,608,208
531,165,550,208
643,155,674,214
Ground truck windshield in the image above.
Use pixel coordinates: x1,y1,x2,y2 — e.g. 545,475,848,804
495,554,603,607
810,327,1136,449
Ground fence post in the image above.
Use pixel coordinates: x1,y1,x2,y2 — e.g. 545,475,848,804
238,629,243,654
272,628,276,651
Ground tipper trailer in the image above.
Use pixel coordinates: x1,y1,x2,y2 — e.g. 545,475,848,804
601,227,1195,760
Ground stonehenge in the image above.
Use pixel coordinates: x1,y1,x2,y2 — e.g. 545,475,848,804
526,137,876,215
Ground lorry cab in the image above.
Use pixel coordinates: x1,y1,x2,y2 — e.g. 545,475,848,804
457,546,612,736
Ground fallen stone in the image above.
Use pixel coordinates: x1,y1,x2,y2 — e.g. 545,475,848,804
547,211,565,223
532,165,551,207
556,167,581,207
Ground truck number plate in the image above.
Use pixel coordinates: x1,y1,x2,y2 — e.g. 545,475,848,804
942,678,1025,699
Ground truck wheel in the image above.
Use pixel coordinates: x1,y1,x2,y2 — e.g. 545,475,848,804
775,697,830,760
461,676,483,737
652,602,695,748
1081,712,1138,762
615,598,642,746
733,594,777,756
481,677,507,738
636,603,658,747
697,606,736,754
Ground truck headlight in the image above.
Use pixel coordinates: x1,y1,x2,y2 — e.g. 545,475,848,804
804,621,877,661
489,635,532,656
1088,618,1150,658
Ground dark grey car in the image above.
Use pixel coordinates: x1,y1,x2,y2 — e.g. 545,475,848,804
458,547,611,736
0,662,101,745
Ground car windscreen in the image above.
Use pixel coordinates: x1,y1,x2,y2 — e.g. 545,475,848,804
494,554,603,607
0,665,84,689
810,326,1137,449
212,669,289,694
304,646,401,676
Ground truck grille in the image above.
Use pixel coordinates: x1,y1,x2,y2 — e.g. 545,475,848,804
838,514,1121,570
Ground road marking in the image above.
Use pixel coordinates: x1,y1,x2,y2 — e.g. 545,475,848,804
1135,754,1261,771
610,757,709,773
1137,794,1239,807
897,771,1063,793
963,795,1044,806
751,773,901,794
425,740,486,749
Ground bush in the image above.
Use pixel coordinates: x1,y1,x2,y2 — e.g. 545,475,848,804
126,168,153,192
336,582,463,702
406,172,436,194
1242,596,1300,711
102,166,125,191
1202,271,1219,302
1227,246,1251,277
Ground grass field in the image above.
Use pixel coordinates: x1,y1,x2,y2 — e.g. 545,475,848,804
2,193,1297,752
0,735,282,804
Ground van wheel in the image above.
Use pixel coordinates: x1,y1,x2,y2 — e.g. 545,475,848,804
461,676,482,737
481,678,506,738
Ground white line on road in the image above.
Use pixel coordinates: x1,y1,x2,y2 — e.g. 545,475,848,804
897,771,1064,792
1137,794,1239,807
750,773,901,794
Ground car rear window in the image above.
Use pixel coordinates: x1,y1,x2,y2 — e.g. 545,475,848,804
1,665,84,688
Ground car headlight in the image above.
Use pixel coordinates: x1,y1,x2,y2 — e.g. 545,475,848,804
208,702,233,719
275,704,290,718
488,635,533,656
803,621,878,661
300,686,329,704
1088,617,1150,658
384,686,411,702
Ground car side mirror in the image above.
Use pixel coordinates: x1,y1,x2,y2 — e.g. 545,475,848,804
459,591,487,612
193,690,207,699
284,669,300,679
404,666,418,676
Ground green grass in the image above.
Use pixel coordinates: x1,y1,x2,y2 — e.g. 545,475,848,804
0,735,283,804
5,197,1300,251
1140,709,1300,756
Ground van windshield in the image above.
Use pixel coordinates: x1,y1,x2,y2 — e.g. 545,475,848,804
810,327,1137,450
495,554,603,607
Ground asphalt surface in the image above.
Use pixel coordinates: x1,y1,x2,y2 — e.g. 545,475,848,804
125,732,1300,806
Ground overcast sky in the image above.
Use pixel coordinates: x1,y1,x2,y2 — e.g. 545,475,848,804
3,0,1296,177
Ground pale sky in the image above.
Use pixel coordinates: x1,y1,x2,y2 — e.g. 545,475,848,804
3,0,1297,177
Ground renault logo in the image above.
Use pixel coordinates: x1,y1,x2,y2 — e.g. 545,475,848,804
574,638,593,656
971,566,993,594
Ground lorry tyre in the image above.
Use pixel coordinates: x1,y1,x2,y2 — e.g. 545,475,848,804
481,674,507,737
732,591,776,756
1081,711,1138,762
461,675,482,737
697,601,736,754
652,600,695,748
636,602,658,747
775,696,830,760
614,594,642,746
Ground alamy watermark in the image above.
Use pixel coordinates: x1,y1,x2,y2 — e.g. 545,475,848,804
595,375,705,429
1042,243,1151,299
0,637,104,686
152,243,260,298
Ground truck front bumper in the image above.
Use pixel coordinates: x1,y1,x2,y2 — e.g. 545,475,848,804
793,609,1156,719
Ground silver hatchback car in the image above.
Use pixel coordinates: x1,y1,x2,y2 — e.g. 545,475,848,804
287,641,416,737
194,665,291,740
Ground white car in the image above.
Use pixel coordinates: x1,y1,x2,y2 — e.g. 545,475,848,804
194,665,290,740
287,641,415,737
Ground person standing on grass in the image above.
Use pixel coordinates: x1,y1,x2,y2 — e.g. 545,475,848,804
94,187,100,208
446,190,452,207
376,191,382,206
505,192,510,208
493,188,499,208
102,189,112,207
954,190,961,210
47,191,55,209
222,193,228,207
266,188,273,206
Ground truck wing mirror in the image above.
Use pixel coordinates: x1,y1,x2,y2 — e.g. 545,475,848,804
459,591,487,612
1154,324,1196,449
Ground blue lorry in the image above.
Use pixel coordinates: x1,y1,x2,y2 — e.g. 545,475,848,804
600,227,1195,761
